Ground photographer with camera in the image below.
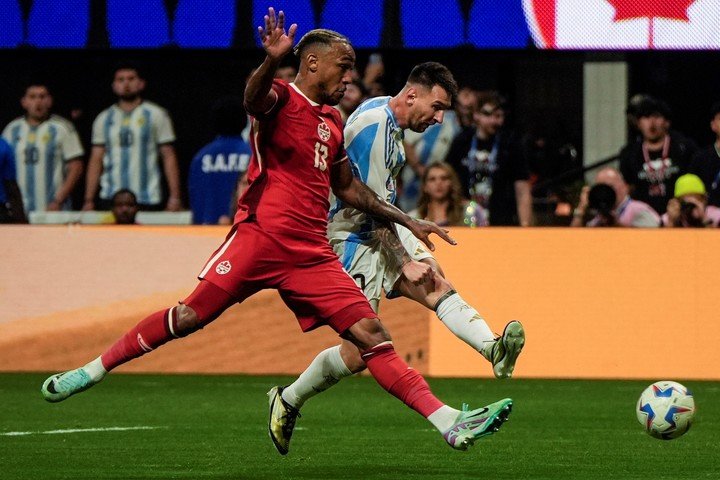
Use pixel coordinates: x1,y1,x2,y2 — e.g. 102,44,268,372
571,166,660,227
662,174,720,228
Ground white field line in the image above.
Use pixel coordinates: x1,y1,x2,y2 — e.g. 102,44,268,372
1,426,164,437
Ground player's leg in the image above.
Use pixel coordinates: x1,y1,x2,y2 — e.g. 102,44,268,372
267,339,363,454
279,243,381,412
41,280,236,402
396,258,525,379
343,316,512,450
392,225,525,379
280,339,364,409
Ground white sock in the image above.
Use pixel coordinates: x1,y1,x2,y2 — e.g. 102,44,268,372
281,345,352,409
435,292,496,358
82,357,107,383
427,405,461,432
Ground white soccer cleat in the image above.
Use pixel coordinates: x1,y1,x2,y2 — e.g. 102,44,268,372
41,368,96,403
489,320,525,379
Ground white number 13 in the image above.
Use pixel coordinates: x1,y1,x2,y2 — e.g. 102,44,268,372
314,142,328,171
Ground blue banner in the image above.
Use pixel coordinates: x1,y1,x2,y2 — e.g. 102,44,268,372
0,0,532,48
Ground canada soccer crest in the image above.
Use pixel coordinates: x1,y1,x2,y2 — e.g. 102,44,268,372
522,0,719,49
317,119,331,142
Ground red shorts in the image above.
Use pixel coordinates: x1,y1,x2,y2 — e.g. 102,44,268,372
197,221,377,333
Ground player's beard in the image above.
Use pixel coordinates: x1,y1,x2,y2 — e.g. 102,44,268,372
119,93,141,102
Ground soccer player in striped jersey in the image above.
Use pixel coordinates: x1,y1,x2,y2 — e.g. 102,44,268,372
269,62,524,454
2,83,84,212
83,63,182,211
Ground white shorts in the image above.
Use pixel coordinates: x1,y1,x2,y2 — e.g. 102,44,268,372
331,225,434,312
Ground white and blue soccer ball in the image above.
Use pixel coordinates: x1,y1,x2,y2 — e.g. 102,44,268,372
636,381,695,440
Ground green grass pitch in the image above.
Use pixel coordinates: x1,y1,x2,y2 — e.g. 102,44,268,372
1,373,718,479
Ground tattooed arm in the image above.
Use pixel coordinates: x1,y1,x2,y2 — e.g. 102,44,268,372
373,220,434,285
330,158,456,251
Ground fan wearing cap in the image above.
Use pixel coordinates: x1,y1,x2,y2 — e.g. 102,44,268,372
662,174,720,228
618,97,697,215
571,166,660,228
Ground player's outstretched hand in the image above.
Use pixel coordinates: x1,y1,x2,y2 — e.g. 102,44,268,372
258,7,298,60
406,218,456,251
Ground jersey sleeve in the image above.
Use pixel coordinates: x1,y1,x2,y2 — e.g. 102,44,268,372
91,111,107,146
248,79,291,120
344,111,388,195
155,108,176,145
60,122,85,161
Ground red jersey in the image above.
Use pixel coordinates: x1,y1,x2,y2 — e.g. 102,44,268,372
236,80,347,243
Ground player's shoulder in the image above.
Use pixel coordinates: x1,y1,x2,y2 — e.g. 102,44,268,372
94,105,115,122
4,116,25,131
346,97,391,130
140,100,170,116
48,115,77,133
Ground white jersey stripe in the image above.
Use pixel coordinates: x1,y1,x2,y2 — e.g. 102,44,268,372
199,231,237,278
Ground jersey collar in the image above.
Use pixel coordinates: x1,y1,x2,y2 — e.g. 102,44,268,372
289,83,320,107
382,100,403,140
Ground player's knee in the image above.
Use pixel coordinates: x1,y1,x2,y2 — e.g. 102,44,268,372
174,304,202,336
343,317,392,352
433,275,454,295
339,341,366,373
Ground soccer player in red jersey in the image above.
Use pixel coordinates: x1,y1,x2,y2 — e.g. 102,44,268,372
41,7,511,452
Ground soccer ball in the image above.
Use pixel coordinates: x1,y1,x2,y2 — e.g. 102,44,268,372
636,381,695,440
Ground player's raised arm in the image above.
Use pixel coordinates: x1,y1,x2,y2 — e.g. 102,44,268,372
244,7,298,115
330,160,456,251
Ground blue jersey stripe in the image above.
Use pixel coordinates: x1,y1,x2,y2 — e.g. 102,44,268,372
104,110,115,196
45,125,57,202
346,123,378,183
139,108,152,204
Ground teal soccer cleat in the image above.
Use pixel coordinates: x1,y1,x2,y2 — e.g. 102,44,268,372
41,368,95,403
443,398,513,450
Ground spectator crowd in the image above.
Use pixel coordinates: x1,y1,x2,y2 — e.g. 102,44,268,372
3,58,720,229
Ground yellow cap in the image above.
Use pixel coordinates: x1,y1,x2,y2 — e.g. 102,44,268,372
674,174,706,197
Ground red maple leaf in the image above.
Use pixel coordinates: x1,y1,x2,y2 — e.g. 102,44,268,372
607,0,696,22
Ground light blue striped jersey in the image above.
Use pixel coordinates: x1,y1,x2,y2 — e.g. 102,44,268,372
327,96,405,244
91,101,175,204
2,115,84,212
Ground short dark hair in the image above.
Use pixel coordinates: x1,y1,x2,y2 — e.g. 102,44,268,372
113,61,145,79
407,62,458,105
112,188,137,205
211,96,247,136
293,29,350,58
23,81,51,96
476,90,506,111
635,97,671,119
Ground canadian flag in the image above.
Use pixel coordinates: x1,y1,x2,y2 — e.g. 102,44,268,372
523,0,720,49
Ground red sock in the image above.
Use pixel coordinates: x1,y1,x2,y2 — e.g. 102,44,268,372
362,342,444,418
101,307,180,371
